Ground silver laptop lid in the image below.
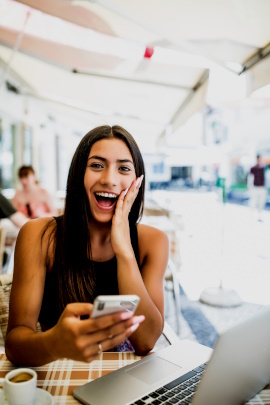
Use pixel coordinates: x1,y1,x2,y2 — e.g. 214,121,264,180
192,306,270,405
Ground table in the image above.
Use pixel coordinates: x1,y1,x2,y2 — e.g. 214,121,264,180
0,353,269,404
0,353,141,404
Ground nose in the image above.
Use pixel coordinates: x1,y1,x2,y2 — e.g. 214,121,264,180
21,179,28,187
99,167,117,187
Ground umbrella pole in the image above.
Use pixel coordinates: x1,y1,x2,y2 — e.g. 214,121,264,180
200,180,242,307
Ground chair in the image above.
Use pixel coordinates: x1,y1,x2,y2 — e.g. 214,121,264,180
0,227,7,273
6,247,14,275
0,273,13,352
0,273,42,353
162,321,180,345
154,299,181,351
143,207,171,217
164,258,181,335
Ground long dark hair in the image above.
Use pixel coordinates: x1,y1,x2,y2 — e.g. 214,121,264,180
45,125,145,311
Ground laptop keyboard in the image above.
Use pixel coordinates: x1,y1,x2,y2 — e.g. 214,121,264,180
131,362,207,405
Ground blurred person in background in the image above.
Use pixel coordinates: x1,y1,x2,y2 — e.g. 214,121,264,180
0,192,28,228
249,154,267,221
12,165,57,219
0,192,28,269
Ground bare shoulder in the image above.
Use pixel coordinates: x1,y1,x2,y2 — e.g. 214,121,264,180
12,189,23,201
14,189,23,197
137,223,168,243
17,217,56,246
137,223,169,262
15,217,57,274
39,187,50,197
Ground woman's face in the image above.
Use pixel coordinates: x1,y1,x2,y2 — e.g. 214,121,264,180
20,173,36,191
84,138,136,223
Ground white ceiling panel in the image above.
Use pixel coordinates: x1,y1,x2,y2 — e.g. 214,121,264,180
0,44,188,125
1,0,269,146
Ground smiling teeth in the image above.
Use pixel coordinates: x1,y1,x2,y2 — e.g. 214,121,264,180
96,192,117,198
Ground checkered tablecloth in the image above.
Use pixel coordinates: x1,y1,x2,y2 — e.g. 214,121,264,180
0,353,269,404
0,352,141,404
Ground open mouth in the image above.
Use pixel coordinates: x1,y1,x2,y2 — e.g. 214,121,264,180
95,192,118,209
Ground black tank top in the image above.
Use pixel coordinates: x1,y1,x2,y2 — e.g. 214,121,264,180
38,217,140,329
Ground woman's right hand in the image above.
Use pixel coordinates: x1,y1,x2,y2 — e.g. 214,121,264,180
48,303,145,362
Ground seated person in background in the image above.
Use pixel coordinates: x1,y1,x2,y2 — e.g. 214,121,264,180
0,192,28,228
12,165,57,219
6,125,169,367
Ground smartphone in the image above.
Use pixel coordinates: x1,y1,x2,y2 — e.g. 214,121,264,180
91,295,140,319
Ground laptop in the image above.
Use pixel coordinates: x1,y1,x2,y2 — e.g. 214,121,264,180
73,306,270,405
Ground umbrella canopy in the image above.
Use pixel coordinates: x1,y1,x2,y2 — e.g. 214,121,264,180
0,0,269,150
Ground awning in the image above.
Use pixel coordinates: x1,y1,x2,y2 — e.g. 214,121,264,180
0,0,269,148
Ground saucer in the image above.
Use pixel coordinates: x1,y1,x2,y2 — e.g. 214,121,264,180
34,388,54,405
0,388,54,404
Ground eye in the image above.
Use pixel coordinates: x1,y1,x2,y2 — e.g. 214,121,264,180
90,163,103,169
119,166,131,172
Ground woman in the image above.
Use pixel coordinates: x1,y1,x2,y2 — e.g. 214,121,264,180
6,125,169,366
12,165,57,219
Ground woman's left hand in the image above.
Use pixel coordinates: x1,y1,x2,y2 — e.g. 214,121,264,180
111,175,143,257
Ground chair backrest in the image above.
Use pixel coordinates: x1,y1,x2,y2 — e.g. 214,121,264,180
6,248,14,275
162,321,180,345
0,274,42,351
0,274,13,349
0,227,6,272
164,258,181,335
144,207,170,217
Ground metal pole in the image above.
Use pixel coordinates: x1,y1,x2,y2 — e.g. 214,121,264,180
0,10,31,91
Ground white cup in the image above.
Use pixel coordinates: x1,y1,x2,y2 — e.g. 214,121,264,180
0,368,37,405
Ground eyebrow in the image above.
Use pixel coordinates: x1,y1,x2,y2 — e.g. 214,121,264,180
88,155,134,165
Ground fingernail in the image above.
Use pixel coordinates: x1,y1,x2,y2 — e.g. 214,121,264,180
123,188,129,196
130,323,139,333
133,315,145,324
136,175,144,188
120,311,133,320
